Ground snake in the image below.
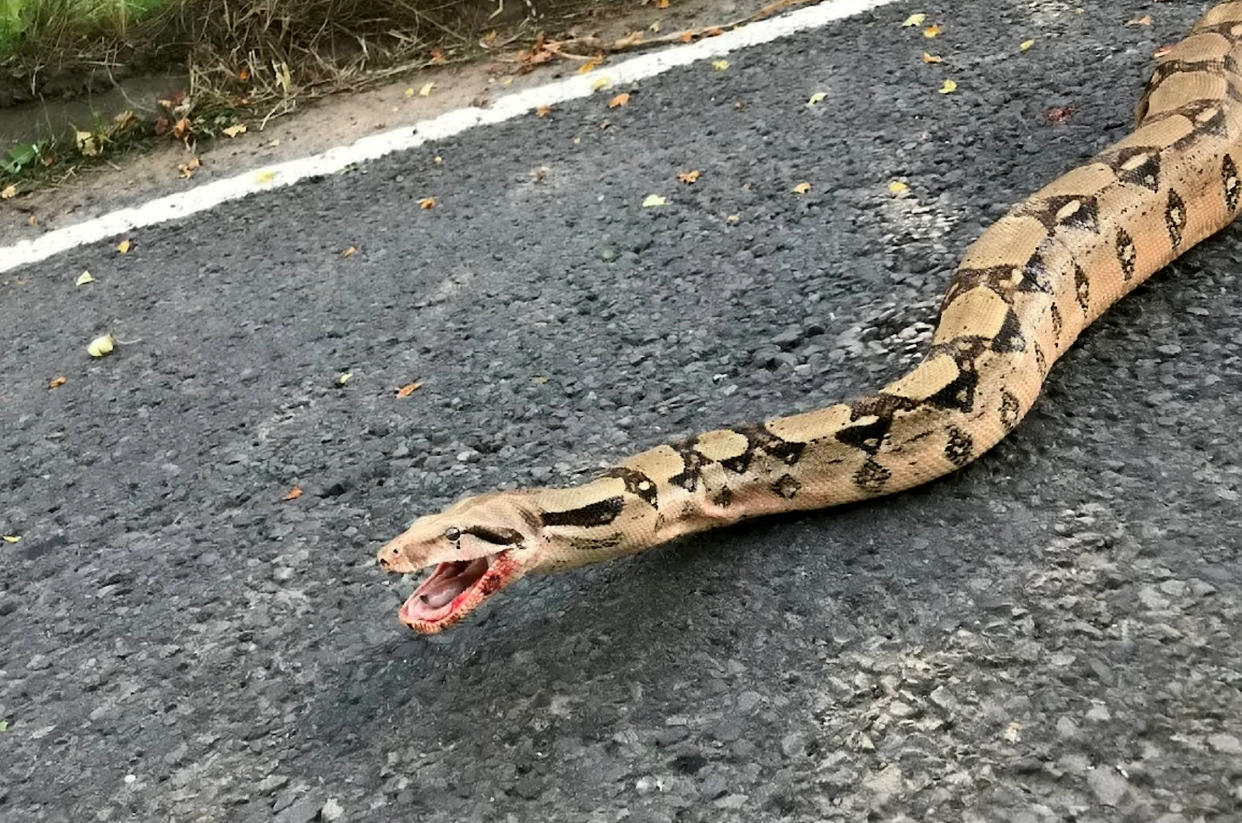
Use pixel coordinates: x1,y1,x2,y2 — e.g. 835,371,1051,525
378,2,1242,633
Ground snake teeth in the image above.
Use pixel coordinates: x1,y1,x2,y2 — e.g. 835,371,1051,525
398,550,516,631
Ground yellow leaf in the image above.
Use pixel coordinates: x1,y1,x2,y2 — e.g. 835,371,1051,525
337,372,352,385
482,29,498,46
48,375,67,389
533,375,549,384
76,270,95,286
341,246,357,258
922,52,942,63
712,60,729,71
222,124,247,138
792,182,811,194
0,185,15,199
433,156,443,165
650,21,661,32
938,79,957,94
591,76,612,90
902,12,925,26
726,213,740,224
404,87,415,97
642,194,667,207
536,105,552,117
608,92,631,108
656,0,668,7
1019,39,1035,51
419,197,437,209
396,382,422,397
578,56,603,74
76,130,98,157
88,334,116,358
677,170,701,184
888,181,909,194
254,169,276,184
923,23,942,38
419,82,435,96
116,239,131,254
807,92,827,105
2,535,19,543
282,486,303,501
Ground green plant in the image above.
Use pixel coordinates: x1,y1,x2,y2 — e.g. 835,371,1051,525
1,141,46,174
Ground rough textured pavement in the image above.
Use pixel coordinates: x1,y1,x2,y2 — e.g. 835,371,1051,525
3,1,1242,820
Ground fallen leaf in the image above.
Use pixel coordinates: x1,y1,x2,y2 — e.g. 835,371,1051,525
656,0,668,7
253,168,277,184
404,87,415,97
642,194,667,207
222,123,247,138
726,213,740,223
536,105,552,117
2,535,19,543
650,21,661,32
76,270,95,286
341,246,357,258
179,156,202,179
482,29,498,47
396,382,423,397
533,375,550,384
705,26,724,36
0,719,7,731
712,59,730,71
116,239,131,254
923,23,942,38
87,334,116,358
608,92,631,108
1126,14,1152,26
902,12,926,26
1153,44,1174,58
792,181,811,194
419,197,437,209
922,52,942,63
591,76,612,90
0,184,15,199
282,486,303,501
239,66,250,81
578,55,604,74
171,117,193,141
113,110,138,131
337,372,352,385
807,91,827,105
888,180,909,194
48,376,67,389
680,31,694,43
938,79,958,94
433,156,443,164
1019,38,1035,51
616,31,644,48
419,82,435,96
75,131,98,157
677,170,701,184
430,47,446,64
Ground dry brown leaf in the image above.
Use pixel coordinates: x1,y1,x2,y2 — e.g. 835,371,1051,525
1126,14,1153,26
922,52,942,63
171,117,193,141
239,67,250,81
1044,105,1074,124
1,185,16,200
656,0,668,7
48,375,67,389
680,31,694,43
705,26,724,36
677,170,701,184
615,31,644,48
419,197,437,209
396,382,423,397
341,246,357,257
578,54,604,74
608,92,631,108
536,105,552,117
430,47,446,64
222,123,247,138
282,486,303,501
178,156,201,179
1153,44,1174,58
482,29,498,47
792,181,811,194
113,110,138,131
923,23,942,38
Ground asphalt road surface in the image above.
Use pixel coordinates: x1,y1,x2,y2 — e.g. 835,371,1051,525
3,1,1241,821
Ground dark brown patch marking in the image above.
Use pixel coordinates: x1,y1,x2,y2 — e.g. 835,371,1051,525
600,466,660,508
853,459,892,494
944,426,974,467
772,474,802,499
1165,189,1187,249
1116,228,1137,281
541,496,626,528
999,390,1022,433
1224,153,1240,211
1074,264,1091,315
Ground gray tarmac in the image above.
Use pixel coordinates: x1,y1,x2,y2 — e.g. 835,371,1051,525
2,0,1241,820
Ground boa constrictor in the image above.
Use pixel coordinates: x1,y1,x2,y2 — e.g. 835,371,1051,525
379,2,1242,633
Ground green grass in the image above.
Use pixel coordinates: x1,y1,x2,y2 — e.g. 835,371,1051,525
0,0,170,58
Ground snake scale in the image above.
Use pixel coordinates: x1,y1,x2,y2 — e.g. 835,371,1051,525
379,2,1242,633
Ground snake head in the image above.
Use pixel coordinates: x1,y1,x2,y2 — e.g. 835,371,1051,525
376,490,543,633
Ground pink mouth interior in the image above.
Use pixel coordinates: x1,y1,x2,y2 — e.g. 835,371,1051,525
400,551,506,624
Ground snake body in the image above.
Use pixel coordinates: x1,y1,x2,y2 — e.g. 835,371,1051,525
379,3,1242,633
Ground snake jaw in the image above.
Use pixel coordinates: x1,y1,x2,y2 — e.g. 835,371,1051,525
377,492,542,633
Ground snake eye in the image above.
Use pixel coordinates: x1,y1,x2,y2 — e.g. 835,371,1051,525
443,527,462,542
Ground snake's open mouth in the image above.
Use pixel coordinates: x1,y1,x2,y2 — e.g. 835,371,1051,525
398,549,517,632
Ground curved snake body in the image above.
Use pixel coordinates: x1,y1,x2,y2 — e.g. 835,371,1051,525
380,3,1242,633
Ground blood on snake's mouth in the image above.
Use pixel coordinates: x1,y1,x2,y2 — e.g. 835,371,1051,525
398,550,514,631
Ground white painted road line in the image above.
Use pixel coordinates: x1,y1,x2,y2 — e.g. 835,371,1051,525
0,0,900,274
